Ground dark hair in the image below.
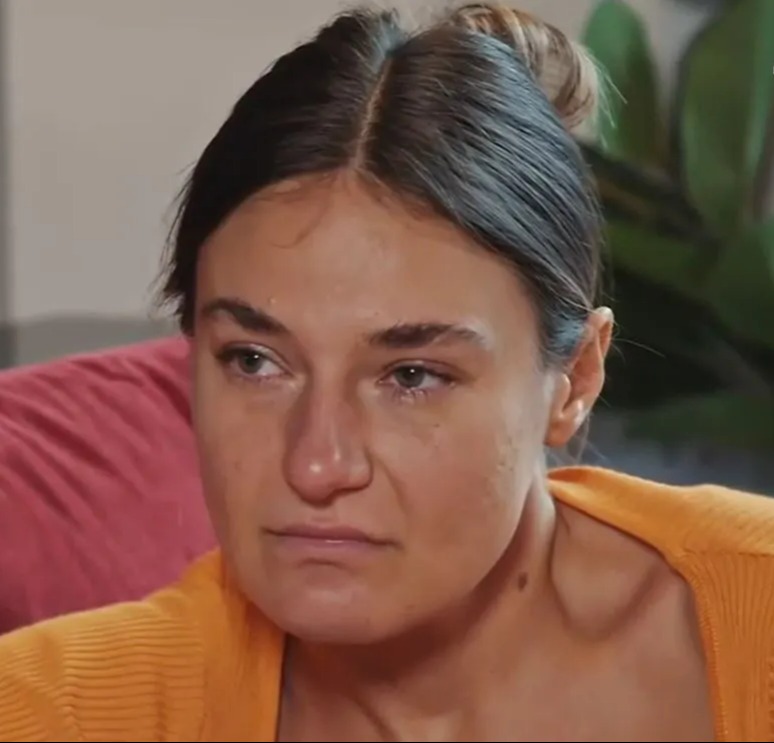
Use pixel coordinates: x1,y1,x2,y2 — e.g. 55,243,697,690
160,2,602,366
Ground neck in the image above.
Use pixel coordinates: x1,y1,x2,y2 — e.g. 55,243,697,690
280,476,562,742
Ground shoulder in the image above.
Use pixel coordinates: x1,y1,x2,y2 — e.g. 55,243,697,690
550,467,774,684
0,550,267,741
549,465,774,558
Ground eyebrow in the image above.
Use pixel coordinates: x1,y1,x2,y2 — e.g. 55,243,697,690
200,298,289,335
200,297,491,351
368,322,490,350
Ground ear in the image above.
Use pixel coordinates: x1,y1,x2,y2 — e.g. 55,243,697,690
544,308,613,449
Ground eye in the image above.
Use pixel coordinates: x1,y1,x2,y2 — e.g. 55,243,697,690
386,364,454,398
216,346,284,380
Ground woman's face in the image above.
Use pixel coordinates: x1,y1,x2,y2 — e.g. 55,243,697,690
192,174,600,644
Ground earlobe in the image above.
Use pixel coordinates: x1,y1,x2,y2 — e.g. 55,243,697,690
568,398,588,429
545,402,587,449
544,373,579,448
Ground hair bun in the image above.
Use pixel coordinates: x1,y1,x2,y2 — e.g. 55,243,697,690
449,3,599,131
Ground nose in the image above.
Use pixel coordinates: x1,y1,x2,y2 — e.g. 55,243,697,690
283,383,372,504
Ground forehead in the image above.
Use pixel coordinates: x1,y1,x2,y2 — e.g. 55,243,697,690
196,174,536,337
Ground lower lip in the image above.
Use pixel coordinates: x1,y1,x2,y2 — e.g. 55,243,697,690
268,533,387,559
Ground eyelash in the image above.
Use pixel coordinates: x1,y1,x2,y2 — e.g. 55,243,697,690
382,364,456,402
215,346,457,401
215,346,284,381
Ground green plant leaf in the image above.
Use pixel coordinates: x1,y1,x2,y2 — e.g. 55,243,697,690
583,143,709,243
601,268,771,410
624,393,774,451
678,0,774,238
581,0,662,166
604,219,706,298
701,216,774,348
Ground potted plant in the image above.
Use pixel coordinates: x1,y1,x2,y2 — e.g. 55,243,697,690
574,0,774,490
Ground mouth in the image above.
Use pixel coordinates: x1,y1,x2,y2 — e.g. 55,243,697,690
265,523,393,557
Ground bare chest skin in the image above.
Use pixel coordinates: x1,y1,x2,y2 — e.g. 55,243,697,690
500,507,716,743
483,578,715,742
278,608,714,742
277,507,716,742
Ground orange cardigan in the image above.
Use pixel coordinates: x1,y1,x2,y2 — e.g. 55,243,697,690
1,467,773,742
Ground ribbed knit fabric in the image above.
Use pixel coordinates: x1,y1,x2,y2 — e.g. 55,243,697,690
1,466,772,741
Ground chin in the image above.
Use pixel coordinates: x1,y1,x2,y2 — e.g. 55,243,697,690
258,584,395,645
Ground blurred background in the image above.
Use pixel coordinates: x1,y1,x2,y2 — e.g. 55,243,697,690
0,0,772,490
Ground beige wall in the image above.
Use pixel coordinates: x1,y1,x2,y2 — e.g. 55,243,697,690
5,0,713,325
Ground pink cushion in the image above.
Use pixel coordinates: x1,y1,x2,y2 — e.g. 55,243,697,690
0,337,215,633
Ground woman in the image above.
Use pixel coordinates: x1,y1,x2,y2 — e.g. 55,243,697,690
1,3,772,741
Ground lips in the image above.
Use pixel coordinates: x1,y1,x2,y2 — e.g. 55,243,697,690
267,523,390,545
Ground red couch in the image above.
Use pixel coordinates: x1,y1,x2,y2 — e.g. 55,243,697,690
0,337,215,634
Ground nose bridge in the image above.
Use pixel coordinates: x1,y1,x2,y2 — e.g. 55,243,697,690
283,375,371,501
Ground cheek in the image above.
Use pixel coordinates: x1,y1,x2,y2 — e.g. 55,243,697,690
375,391,543,562
191,358,284,543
